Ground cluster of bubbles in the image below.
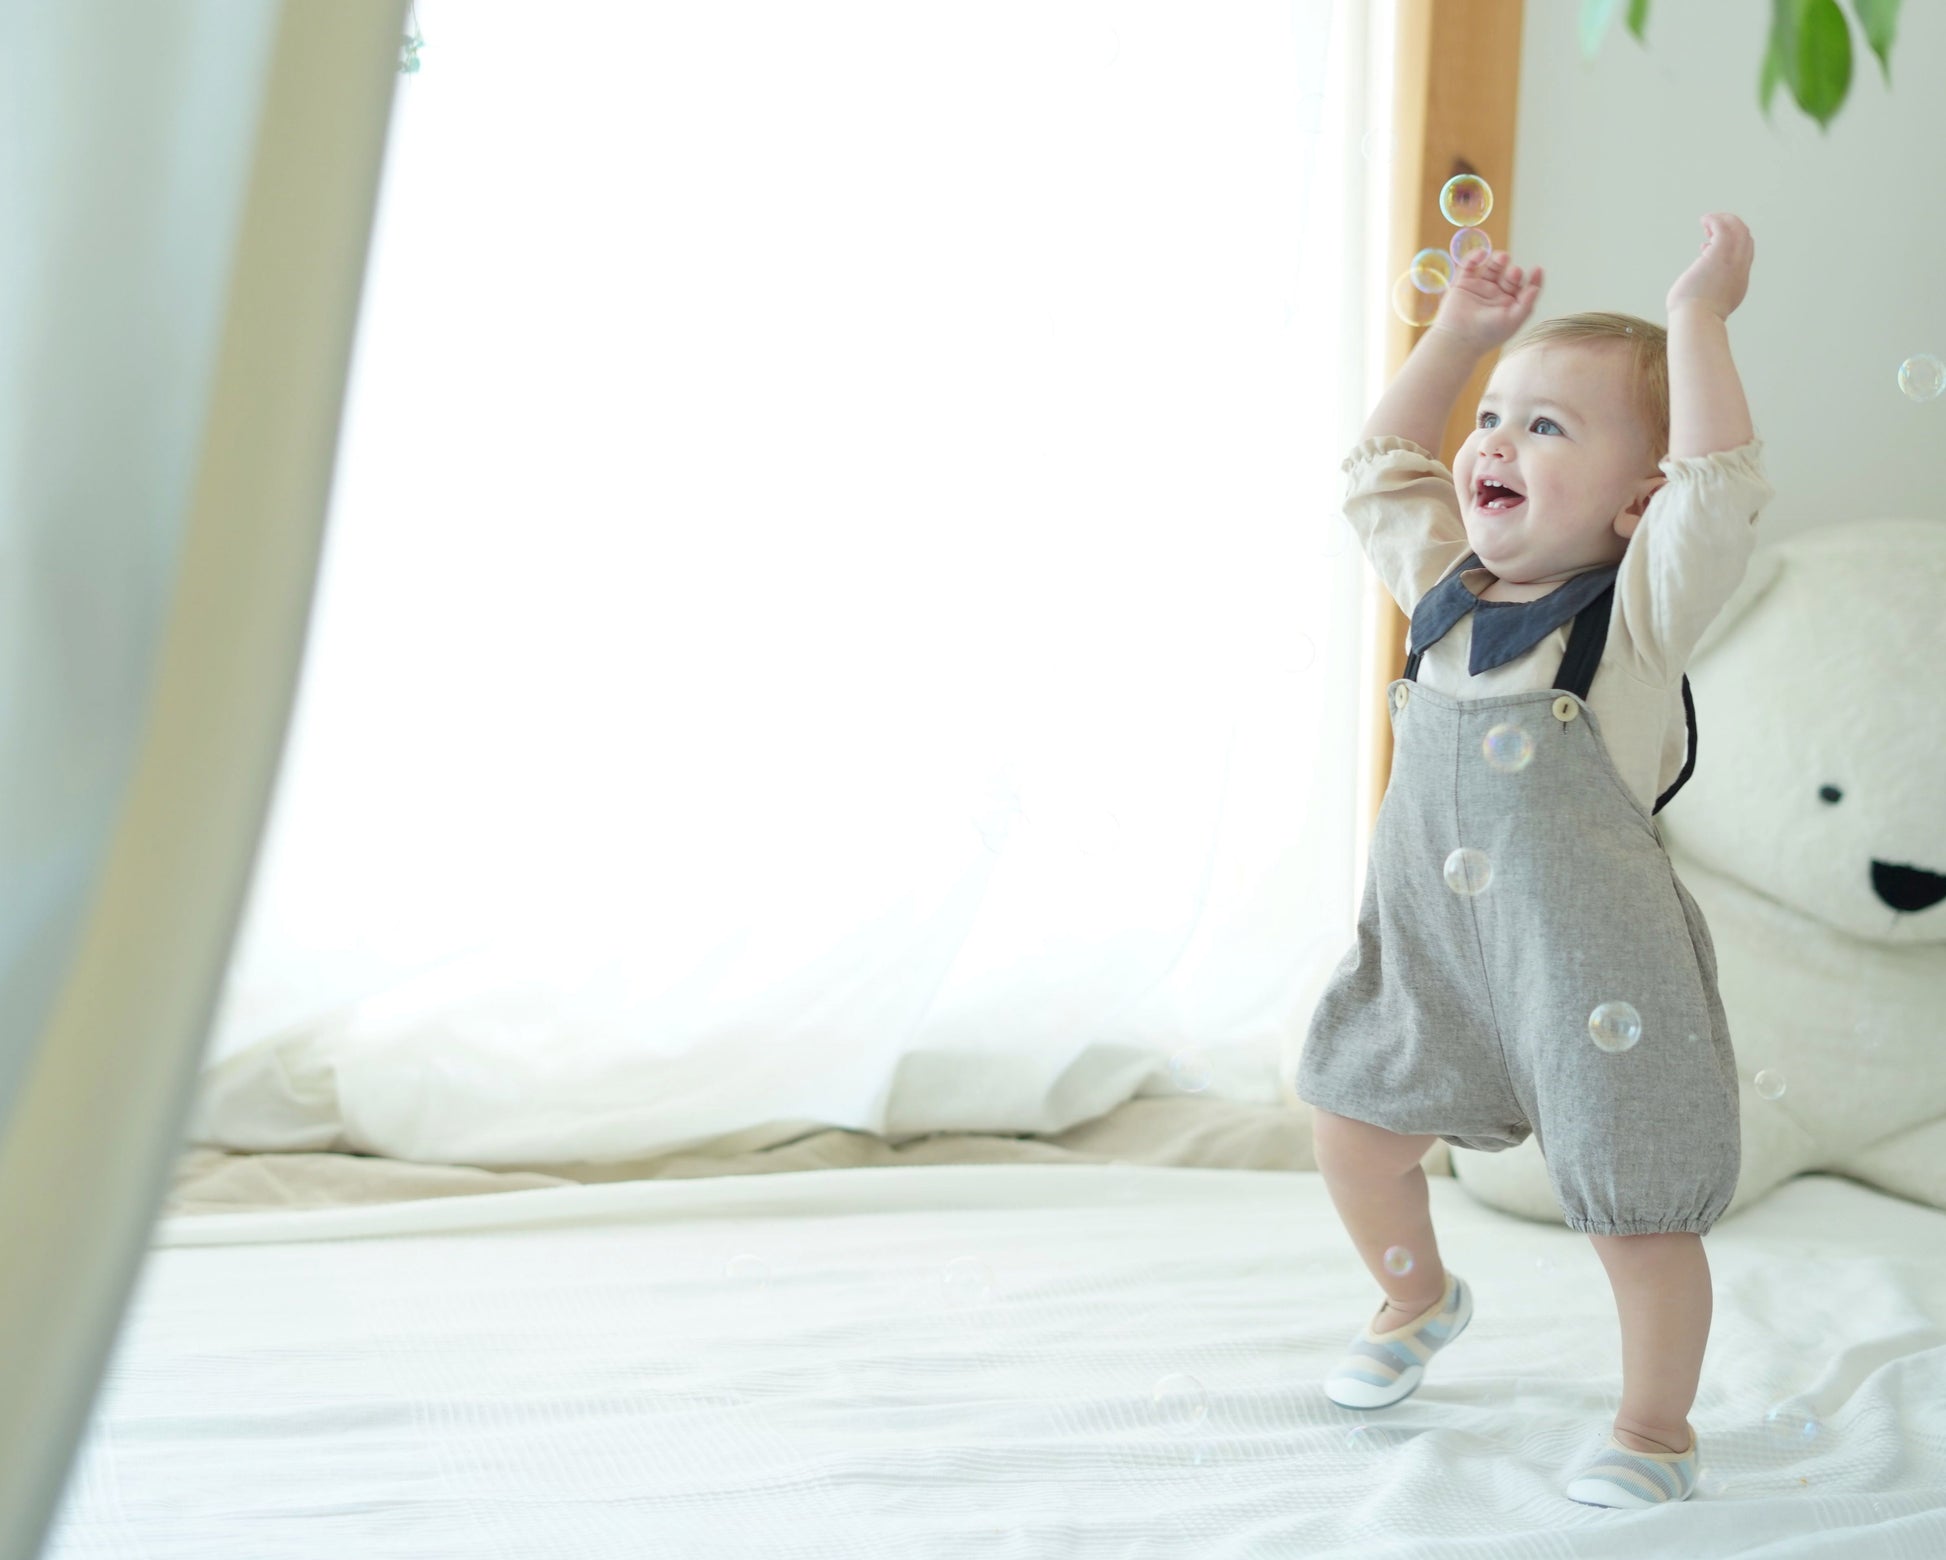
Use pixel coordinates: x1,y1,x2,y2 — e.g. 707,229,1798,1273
1391,175,1494,326
1899,353,1944,402
1420,714,1790,1096
1363,138,1935,403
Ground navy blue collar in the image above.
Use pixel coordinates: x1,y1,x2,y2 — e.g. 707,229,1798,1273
1408,552,1620,675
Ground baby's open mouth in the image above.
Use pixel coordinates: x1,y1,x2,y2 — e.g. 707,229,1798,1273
1474,478,1526,513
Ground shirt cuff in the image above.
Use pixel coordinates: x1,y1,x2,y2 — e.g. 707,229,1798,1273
1341,434,1444,477
1656,436,1775,515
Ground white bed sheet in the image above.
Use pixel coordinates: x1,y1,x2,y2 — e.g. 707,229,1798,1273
44,1166,1946,1558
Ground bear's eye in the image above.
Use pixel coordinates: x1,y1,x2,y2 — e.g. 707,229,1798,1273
1818,785,1843,804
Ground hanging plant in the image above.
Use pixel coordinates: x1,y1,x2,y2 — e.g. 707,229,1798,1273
1580,0,1901,132
399,1,425,75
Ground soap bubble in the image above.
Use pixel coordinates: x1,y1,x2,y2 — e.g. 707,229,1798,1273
971,772,1026,855
1150,1373,1210,1433
1588,1001,1642,1053
1409,248,1454,291
1439,174,1492,227
1383,1245,1415,1277
1765,1401,1823,1442
1897,353,1945,401
938,1255,994,1307
724,1253,772,1287
1481,722,1534,772
1450,226,1492,264
1168,1049,1212,1093
1391,269,1443,327
1442,846,1493,895
1755,1069,1787,1101
1347,1423,1419,1454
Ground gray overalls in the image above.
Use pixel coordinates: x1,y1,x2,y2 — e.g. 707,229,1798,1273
1296,552,1741,1236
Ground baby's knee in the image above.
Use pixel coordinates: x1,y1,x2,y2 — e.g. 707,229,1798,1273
1310,1107,1438,1178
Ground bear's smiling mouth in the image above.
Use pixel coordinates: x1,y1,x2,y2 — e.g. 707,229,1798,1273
1872,859,1946,914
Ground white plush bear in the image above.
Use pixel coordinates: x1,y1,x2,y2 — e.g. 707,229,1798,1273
1451,519,1946,1224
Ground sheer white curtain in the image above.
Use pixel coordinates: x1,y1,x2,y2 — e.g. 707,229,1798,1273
0,5,403,1554
196,0,1389,1166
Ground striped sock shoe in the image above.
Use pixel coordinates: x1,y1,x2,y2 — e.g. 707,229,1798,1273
1564,1427,1701,1507
1322,1269,1471,1409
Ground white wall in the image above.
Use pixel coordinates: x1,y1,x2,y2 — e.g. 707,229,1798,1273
1510,0,1944,538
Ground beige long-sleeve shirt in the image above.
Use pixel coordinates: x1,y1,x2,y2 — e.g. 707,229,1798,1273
1344,434,1776,816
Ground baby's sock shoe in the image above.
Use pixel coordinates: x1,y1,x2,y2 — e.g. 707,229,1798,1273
1323,1269,1472,1409
1563,1426,1701,1507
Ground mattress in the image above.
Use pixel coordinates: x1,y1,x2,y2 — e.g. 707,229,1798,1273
43,1164,1946,1558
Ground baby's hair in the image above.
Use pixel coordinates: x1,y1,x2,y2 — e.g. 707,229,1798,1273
1503,312,1669,464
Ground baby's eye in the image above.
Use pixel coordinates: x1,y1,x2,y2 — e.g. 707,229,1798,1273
1532,417,1563,435
1477,411,1499,428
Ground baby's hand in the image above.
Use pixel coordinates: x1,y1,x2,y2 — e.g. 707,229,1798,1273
1428,248,1544,352
1665,213,1753,320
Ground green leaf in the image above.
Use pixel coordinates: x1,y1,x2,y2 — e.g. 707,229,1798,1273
1759,4,1786,114
1580,0,1622,59
1779,0,1852,130
1626,0,1651,42
1848,0,1898,81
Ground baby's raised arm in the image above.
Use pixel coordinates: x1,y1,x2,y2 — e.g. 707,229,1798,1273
1664,213,1756,458
1358,250,1545,451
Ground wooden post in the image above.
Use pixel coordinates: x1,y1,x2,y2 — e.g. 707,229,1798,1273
1362,0,1526,841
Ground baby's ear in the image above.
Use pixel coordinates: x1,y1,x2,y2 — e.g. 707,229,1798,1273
1627,474,1668,516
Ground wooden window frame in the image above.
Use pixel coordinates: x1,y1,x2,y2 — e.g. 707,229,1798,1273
1361,0,1526,841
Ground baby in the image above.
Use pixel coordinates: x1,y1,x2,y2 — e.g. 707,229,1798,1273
1295,214,1775,1507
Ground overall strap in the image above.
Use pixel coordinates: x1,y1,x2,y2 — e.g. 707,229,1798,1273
1653,676,1698,816
1551,585,1613,701
1554,582,1698,816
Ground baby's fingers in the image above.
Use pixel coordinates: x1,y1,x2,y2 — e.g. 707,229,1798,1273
1702,212,1752,255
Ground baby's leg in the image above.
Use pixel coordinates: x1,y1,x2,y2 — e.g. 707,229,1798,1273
1587,1232,1712,1455
1311,1108,1447,1329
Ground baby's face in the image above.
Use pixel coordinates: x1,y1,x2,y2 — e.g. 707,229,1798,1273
1451,342,1666,587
